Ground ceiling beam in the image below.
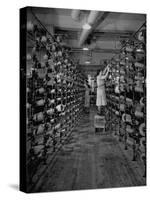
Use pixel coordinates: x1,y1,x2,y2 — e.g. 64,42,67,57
70,48,120,53
54,26,133,40
79,64,104,69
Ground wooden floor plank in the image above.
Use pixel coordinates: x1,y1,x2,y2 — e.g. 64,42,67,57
32,109,146,192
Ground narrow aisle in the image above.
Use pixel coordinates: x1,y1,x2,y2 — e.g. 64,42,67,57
34,108,146,192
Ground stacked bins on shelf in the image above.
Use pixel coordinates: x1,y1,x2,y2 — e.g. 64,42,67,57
106,24,146,177
26,22,85,185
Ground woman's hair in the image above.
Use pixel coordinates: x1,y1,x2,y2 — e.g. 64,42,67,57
96,70,100,76
96,65,107,76
96,69,103,76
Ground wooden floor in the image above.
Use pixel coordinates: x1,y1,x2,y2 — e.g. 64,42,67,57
32,108,146,192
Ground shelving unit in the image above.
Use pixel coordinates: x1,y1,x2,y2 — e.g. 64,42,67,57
106,24,146,177
26,20,86,185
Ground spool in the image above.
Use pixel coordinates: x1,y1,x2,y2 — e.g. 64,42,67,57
55,123,61,130
135,86,143,93
120,95,124,101
56,36,61,43
127,137,134,146
27,21,34,31
26,103,31,109
64,59,68,64
135,62,144,68
50,99,55,104
38,87,45,94
115,85,120,93
27,87,30,93
135,75,143,81
50,118,54,123
120,70,125,74
52,44,56,51
120,104,125,111
122,113,126,122
27,53,32,60
115,96,119,101
137,27,146,42
139,123,146,136
56,104,62,112
41,36,47,43
37,124,45,135
37,68,47,79
126,98,133,104
126,125,134,133
140,97,145,106
135,111,143,118
120,61,125,65
47,109,54,115
140,153,146,163
43,54,48,60
61,111,66,116
115,110,119,115
57,61,61,65
33,112,44,122
58,51,62,57
122,113,132,123
33,145,44,155
36,99,45,106
41,62,45,68
47,79,54,86
48,59,54,66
126,46,134,52
57,97,61,101
51,89,55,94
135,120,139,126
140,137,146,148
126,114,132,122
32,47,36,54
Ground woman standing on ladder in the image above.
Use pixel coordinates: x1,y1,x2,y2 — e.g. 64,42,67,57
96,64,110,115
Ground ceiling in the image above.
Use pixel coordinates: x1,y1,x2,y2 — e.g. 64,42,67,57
27,7,146,75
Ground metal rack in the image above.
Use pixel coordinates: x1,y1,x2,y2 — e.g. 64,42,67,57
106,24,146,176
26,18,86,185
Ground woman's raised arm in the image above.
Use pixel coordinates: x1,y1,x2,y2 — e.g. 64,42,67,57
101,65,110,79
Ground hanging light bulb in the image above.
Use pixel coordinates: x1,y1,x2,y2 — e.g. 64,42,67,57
85,61,91,64
83,47,89,51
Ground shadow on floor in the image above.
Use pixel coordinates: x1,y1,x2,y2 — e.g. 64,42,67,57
9,184,19,191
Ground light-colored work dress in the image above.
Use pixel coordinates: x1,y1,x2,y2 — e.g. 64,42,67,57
96,74,107,106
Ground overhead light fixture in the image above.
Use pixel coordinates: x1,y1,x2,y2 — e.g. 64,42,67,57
85,61,91,64
82,23,91,30
83,47,89,51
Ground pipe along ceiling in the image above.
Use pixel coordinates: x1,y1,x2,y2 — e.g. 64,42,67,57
78,11,109,47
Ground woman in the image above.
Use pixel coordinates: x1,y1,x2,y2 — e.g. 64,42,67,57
84,81,91,113
96,64,110,115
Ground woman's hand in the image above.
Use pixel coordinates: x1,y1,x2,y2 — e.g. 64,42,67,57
107,64,111,69
107,64,111,72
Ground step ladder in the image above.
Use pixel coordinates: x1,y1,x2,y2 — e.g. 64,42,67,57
94,115,106,134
